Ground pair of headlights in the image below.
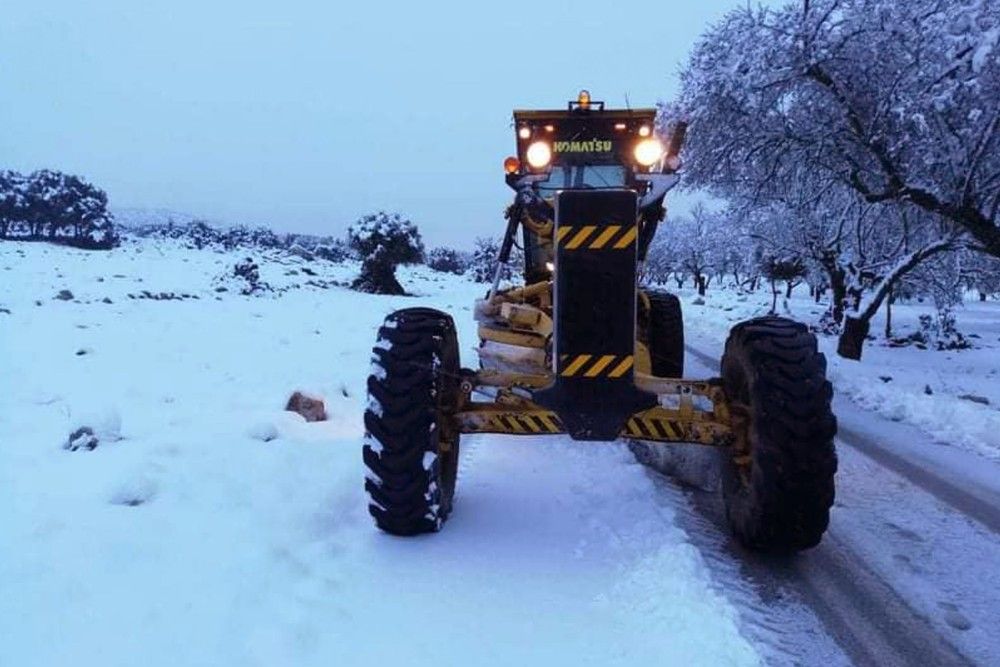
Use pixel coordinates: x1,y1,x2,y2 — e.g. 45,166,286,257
524,138,665,169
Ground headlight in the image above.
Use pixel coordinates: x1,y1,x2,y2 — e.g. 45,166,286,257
526,141,552,169
634,138,664,166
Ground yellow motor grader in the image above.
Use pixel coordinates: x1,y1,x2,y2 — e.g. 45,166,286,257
363,92,837,552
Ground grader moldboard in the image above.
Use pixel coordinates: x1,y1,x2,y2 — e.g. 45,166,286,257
363,91,837,553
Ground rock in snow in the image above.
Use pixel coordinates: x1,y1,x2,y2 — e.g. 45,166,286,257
64,426,99,451
285,390,327,422
65,406,122,450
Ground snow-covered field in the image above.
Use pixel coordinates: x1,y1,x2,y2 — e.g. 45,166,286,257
1,239,757,666
3,238,999,666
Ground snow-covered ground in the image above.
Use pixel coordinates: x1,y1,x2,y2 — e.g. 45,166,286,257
1,239,756,666
674,286,1000,463
3,238,999,666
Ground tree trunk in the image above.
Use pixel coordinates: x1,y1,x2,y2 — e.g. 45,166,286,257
785,281,794,298
673,275,684,289
814,286,823,303
837,236,956,360
829,267,847,324
884,287,893,339
837,316,870,360
770,279,779,313
354,259,405,295
697,275,707,296
980,290,988,302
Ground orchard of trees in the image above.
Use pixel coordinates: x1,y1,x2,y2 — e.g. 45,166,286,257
658,0,1000,359
0,170,117,249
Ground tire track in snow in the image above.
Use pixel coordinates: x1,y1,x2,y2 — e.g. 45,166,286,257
671,474,971,667
640,467,850,666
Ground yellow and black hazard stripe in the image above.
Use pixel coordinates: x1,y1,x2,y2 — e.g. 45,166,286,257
555,224,637,251
623,416,688,441
559,354,634,378
486,412,563,434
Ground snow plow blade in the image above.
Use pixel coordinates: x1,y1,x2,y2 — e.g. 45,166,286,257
533,189,657,440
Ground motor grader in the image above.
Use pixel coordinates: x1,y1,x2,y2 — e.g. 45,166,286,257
363,91,837,553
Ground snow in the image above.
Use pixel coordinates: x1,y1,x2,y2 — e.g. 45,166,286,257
676,286,1000,463
0,238,758,666
682,348,1000,665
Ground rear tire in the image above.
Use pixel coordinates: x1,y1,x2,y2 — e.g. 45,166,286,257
363,308,461,536
642,290,684,378
720,316,837,552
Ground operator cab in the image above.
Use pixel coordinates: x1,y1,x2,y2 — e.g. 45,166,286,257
503,90,683,283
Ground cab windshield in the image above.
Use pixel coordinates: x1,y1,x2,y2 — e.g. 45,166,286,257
536,164,627,192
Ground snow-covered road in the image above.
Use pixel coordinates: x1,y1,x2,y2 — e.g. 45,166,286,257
3,238,999,666
666,347,1000,666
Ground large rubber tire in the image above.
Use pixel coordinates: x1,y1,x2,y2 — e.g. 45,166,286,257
642,290,684,378
720,316,837,552
363,307,461,536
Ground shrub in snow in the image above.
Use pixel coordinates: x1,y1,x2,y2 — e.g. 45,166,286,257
222,225,282,250
347,211,424,295
213,257,270,295
427,247,467,274
313,241,350,263
287,244,315,261
233,257,267,294
188,221,223,249
914,310,971,351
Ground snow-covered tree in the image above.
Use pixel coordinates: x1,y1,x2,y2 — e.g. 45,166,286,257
427,247,466,274
672,0,1000,258
645,207,733,294
468,237,503,283
668,1,996,358
0,170,117,248
959,248,1000,301
347,211,424,295
467,236,522,284
0,171,29,238
760,254,807,312
63,175,118,249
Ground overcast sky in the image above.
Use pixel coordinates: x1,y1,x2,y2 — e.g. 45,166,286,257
1,1,748,248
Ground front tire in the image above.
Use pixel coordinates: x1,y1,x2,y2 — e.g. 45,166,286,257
720,316,837,552
363,308,461,535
